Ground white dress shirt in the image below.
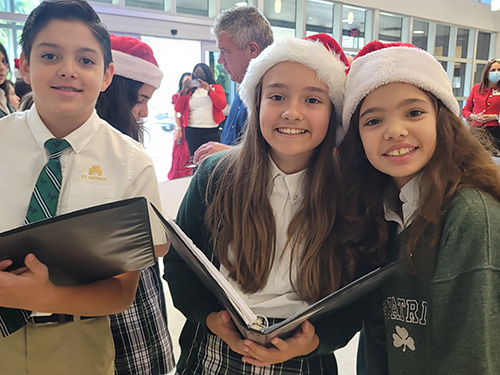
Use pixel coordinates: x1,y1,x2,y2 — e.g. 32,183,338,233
220,159,309,318
383,177,421,232
0,105,165,245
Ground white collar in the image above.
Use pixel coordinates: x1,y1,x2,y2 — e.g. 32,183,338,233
28,105,100,154
268,157,306,204
383,176,421,231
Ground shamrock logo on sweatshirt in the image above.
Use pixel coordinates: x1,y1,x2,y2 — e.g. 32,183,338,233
392,325,415,352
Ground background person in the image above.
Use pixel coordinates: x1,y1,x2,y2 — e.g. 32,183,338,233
0,43,15,117
168,71,194,180
462,58,500,145
192,5,273,164
13,57,32,102
6,80,19,110
175,62,226,156
96,34,176,375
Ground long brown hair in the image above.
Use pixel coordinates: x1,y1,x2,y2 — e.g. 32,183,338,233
339,95,500,264
205,79,354,303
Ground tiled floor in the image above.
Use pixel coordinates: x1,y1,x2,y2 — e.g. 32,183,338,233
159,261,359,374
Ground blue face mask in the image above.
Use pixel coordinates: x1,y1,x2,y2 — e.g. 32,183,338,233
488,71,500,83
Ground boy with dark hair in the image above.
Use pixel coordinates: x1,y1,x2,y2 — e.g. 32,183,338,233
0,0,166,373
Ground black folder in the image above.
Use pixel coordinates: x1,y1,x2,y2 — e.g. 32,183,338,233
152,203,405,346
0,197,155,286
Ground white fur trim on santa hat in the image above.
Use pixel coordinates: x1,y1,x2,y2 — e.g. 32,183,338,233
240,38,348,129
343,46,460,127
112,50,163,89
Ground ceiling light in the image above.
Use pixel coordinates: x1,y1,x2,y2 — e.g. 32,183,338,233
347,11,354,25
275,0,282,14
413,30,425,34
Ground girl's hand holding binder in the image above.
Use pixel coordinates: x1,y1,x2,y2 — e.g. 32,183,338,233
206,310,247,355
207,310,319,367
241,320,319,367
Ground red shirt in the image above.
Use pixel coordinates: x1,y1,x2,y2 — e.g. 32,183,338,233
174,84,226,129
462,83,500,127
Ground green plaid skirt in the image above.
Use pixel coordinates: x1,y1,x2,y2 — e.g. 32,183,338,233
179,319,338,375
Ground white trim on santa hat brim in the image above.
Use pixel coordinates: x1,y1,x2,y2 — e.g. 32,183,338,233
240,38,348,136
112,50,163,89
343,46,460,127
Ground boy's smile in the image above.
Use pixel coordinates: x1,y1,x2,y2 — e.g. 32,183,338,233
20,19,113,138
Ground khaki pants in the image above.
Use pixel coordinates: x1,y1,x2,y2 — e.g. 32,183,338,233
0,316,114,375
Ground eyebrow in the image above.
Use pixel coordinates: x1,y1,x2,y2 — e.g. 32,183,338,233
34,42,99,55
263,82,328,95
360,97,429,118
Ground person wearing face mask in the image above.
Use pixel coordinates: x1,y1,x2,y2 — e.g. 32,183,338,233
463,59,500,145
175,62,226,156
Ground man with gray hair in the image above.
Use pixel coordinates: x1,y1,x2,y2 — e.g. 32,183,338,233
193,6,273,164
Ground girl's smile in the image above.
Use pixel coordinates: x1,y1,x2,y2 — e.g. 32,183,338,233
359,82,437,189
259,61,331,174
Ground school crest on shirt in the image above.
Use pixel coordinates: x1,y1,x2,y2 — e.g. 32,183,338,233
384,296,427,353
81,165,106,181
392,325,416,352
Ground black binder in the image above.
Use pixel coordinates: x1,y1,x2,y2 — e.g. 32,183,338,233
0,197,155,285
153,203,405,346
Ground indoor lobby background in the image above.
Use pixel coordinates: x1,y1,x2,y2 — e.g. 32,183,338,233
1,1,499,372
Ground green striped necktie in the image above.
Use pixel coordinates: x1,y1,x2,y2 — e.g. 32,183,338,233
0,138,71,337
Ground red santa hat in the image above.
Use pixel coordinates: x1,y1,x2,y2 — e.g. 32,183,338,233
240,33,349,141
13,58,22,80
343,41,460,128
110,34,163,89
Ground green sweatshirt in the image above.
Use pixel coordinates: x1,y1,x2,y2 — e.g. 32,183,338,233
361,187,500,374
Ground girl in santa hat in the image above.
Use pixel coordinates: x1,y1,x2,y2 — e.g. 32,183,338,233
96,35,176,375
164,34,359,374
339,41,500,374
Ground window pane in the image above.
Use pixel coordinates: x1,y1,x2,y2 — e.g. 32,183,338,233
474,63,486,85
342,5,365,49
271,26,295,40
126,0,164,11
476,31,491,60
220,0,244,11
378,13,402,43
176,0,209,16
14,0,40,14
412,20,429,51
306,0,333,35
456,28,470,59
264,0,296,31
92,0,113,3
439,60,448,72
435,24,450,57
0,26,9,50
452,62,467,97
206,50,230,102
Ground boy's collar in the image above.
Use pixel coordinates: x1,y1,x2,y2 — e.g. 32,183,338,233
28,105,100,153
